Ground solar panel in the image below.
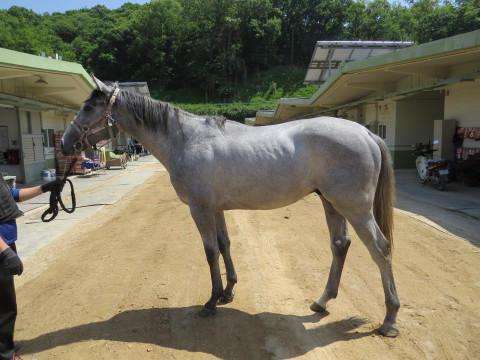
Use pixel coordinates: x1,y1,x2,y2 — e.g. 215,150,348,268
304,40,414,85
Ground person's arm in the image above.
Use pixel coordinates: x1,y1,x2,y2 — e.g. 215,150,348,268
0,236,8,252
17,179,65,202
18,185,43,202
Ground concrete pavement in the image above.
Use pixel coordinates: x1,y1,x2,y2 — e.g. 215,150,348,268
13,161,480,260
395,169,480,219
15,155,164,259
394,169,480,246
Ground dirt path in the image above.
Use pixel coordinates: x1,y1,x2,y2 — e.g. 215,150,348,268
14,164,480,359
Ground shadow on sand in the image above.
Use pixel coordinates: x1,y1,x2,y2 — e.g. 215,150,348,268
20,306,375,359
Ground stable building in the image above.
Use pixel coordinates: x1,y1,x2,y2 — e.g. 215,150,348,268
250,30,480,169
0,48,95,184
0,49,149,184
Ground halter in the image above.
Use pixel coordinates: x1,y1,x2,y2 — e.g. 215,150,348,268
71,88,120,153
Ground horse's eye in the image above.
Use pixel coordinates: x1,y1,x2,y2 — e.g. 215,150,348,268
84,105,93,111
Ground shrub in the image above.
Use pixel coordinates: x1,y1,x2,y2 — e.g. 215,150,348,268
175,102,276,123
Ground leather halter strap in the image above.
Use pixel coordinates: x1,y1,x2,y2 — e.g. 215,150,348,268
72,88,120,151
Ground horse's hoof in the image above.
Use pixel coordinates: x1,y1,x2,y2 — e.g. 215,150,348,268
310,301,327,313
199,306,217,317
379,322,399,337
218,291,235,305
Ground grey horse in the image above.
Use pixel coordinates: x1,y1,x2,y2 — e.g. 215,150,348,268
61,77,400,337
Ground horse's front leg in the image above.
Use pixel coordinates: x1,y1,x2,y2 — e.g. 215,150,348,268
215,211,237,304
189,204,223,316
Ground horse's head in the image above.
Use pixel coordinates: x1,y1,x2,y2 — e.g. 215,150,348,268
61,76,121,156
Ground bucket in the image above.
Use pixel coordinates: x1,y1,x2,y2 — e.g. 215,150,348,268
48,169,56,181
42,169,51,182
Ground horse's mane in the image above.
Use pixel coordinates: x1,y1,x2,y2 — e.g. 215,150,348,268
118,89,171,136
115,89,226,136
205,115,227,131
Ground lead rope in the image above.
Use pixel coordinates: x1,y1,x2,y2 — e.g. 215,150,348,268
41,157,77,222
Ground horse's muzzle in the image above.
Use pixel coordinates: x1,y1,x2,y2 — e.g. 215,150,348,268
60,139,79,156
74,141,83,153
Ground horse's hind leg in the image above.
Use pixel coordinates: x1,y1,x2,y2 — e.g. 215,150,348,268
311,195,351,313
348,213,400,337
215,211,237,304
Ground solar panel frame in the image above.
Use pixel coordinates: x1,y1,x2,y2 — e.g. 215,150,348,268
304,40,414,85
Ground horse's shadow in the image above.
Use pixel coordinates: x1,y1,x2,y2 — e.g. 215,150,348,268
20,306,375,359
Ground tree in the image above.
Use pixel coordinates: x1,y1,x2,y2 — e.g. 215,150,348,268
127,0,184,86
272,0,313,65
0,7,60,56
454,0,480,34
178,0,245,100
1,0,479,102
236,1,282,71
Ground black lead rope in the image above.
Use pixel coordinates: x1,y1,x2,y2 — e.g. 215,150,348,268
41,157,77,222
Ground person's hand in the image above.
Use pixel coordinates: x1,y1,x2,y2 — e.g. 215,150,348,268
0,247,23,276
41,179,65,193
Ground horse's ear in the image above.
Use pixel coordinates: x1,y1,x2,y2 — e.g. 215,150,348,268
91,74,111,94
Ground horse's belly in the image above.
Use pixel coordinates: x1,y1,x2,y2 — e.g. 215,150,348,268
222,196,309,210
217,182,314,210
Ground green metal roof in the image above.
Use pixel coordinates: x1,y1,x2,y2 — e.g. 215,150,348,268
0,48,95,113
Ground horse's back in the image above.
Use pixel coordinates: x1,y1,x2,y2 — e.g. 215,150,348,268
247,117,381,178
172,116,383,211
234,117,375,153
244,117,384,211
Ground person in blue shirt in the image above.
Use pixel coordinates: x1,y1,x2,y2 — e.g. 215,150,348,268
0,176,61,360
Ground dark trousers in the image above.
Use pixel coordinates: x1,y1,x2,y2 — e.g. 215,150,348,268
0,243,17,360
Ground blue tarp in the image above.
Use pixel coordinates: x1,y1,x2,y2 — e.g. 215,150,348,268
81,160,101,170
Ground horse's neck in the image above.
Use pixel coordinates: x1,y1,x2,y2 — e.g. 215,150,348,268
116,105,189,170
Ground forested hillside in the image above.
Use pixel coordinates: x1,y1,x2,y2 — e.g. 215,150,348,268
1,0,479,103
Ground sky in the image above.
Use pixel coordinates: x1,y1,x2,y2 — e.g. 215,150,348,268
0,0,152,14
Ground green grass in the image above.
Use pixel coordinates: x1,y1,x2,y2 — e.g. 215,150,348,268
149,67,318,122
175,102,277,122
151,86,205,103
151,67,318,104
232,67,317,102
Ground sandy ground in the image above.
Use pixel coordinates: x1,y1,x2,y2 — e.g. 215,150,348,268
13,163,480,359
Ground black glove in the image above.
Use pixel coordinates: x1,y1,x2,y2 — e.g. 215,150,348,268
41,178,65,193
0,247,23,276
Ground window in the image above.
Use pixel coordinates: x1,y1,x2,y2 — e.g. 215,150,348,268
20,110,32,134
20,110,41,135
21,110,44,164
0,126,8,152
43,128,55,148
378,124,387,139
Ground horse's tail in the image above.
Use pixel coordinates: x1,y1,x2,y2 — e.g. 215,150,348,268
370,133,395,255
